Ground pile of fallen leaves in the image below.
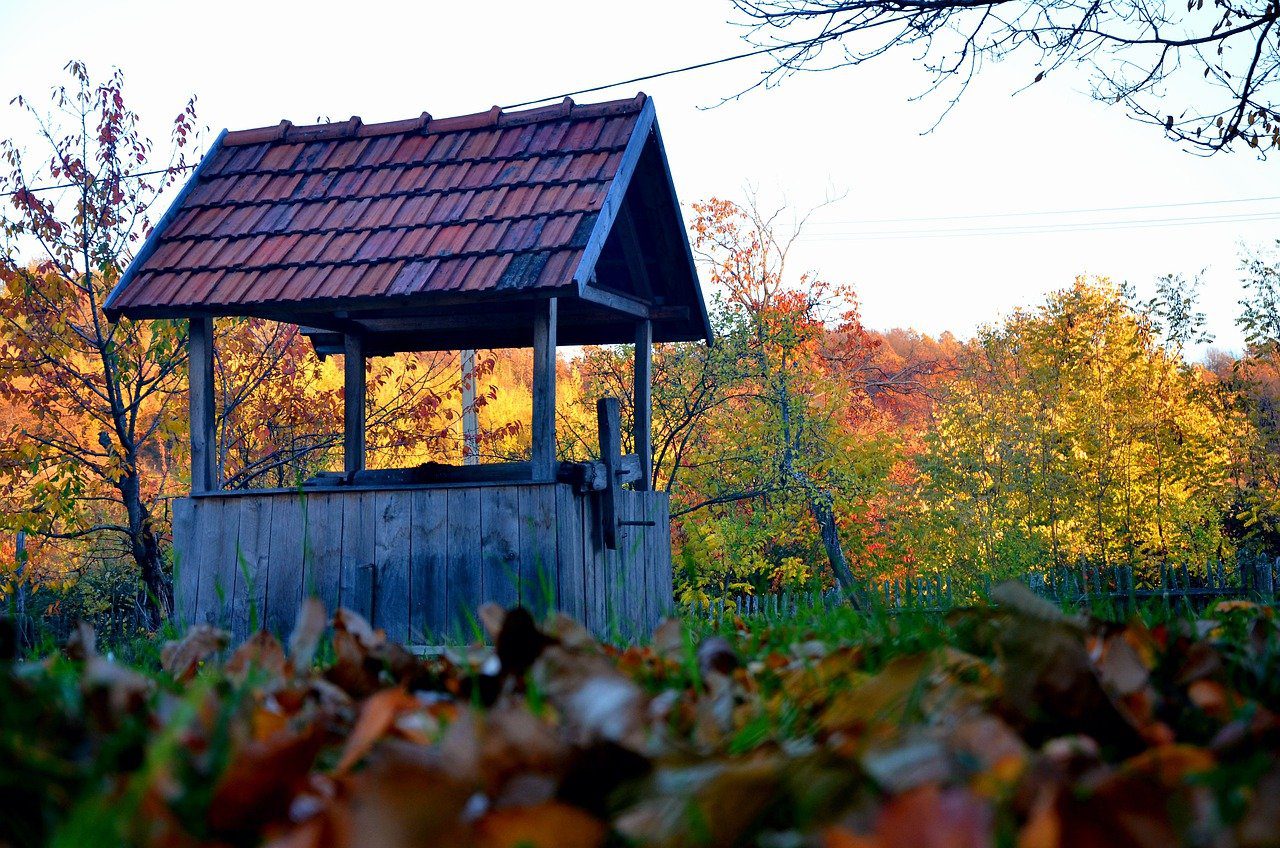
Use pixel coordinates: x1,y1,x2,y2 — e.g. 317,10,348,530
4,584,1280,848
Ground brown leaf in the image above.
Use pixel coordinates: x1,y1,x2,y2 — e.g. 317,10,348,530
66,620,96,660
474,801,606,848
495,607,556,679
479,701,568,790
821,654,931,733
81,654,151,724
876,785,993,848
824,827,882,848
997,613,1143,752
161,624,229,681
226,629,288,684
697,636,739,677
990,582,1080,627
289,597,328,672
341,754,473,848
1237,767,1280,847
479,602,506,641
544,613,596,650
1090,633,1149,697
652,618,685,661
334,607,383,650
209,724,326,836
334,687,420,775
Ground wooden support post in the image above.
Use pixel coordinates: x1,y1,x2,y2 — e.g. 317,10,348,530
597,396,620,550
461,349,479,465
633,319,652,491
344,334,366,476
189,316,216,493
531,298,558,482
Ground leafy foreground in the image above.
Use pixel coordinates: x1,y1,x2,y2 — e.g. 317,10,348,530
5,589,1280,847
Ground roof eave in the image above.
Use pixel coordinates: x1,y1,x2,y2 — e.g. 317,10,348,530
568,99,713,346
104,128,229,322
649,116,713,346
568,97,657,301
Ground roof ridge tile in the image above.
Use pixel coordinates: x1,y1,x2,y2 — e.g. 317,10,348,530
221,94,646,147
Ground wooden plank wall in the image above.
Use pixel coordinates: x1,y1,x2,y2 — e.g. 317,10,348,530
176,485,672,644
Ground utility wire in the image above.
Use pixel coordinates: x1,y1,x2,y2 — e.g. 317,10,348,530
1,44,783,199
498,44,785,110
0,164,194,199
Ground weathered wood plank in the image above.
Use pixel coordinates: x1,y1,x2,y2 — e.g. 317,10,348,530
340,491,376,620
531,298,558,482
206,497,242,630
446,487,483,639
582,490,606,636
193,497,222,626
519,484,558,617
625,493,648,639
374,490,412,644
651,493,673,621
597,398,620,549
618,492,646,642
410,488,448,643
172,498,197,628
304,493,342,616
481,486,521,612
603,491,626,640
555,484,585,624
265,495,306,637
231,494,273,640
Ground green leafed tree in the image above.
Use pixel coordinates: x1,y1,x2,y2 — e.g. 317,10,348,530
903,276,1241,581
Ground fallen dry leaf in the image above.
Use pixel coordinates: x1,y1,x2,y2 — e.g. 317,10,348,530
161,623,229,681
334,687,420,775
473,801,606,848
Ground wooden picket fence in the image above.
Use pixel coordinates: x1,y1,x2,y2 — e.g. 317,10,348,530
707,557,1280,621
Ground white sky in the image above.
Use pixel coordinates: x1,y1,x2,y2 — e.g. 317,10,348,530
2,0,1276,354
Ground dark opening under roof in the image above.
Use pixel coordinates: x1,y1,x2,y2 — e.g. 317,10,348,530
104,94,711,352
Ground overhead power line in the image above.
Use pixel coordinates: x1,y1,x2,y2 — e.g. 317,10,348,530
1,44,783,199
498,44,784,110
0,164,194,199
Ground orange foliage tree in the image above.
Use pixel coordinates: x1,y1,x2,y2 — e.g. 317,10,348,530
0,62,199,627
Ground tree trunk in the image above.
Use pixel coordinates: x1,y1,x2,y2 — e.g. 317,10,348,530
806,486,859,604
118,469,171,629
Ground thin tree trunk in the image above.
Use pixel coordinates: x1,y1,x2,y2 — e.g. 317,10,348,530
807,487,859,601
118,468,170,628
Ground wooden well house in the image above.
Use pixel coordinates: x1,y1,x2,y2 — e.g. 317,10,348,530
105,94,710,643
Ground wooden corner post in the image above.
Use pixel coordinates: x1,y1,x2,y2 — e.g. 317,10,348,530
189,316,216,493
531,298,558,482
344,334,366,476
461,349,479,465
633,319,652,491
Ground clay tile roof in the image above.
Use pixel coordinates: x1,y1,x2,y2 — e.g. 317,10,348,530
105,93,679,322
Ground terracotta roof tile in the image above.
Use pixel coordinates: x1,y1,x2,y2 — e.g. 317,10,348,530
109,94,651,313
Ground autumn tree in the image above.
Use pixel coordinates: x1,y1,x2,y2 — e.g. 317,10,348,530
905,276,1241,581
214,322,503,488
731,0,1280,153
1216,240,1280,551
0,62,199,627
672,197,923,596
